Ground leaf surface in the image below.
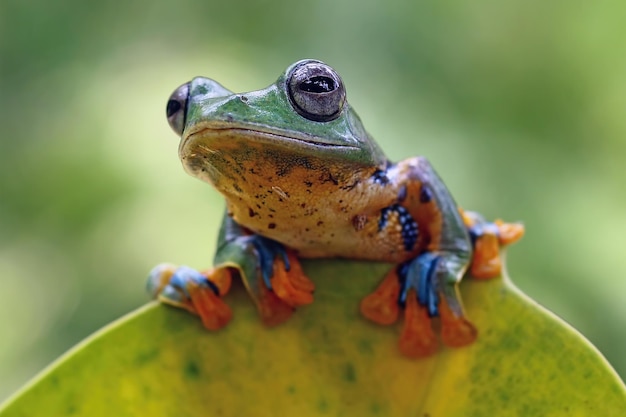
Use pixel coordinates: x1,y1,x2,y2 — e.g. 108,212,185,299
2,260,625,416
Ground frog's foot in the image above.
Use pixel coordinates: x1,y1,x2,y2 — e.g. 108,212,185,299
361,253,476,357
233,236,315,327
147,264,233,330
462,211,525,279
255,247,315,326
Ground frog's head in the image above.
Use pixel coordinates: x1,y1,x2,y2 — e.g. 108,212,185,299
166,60,387,188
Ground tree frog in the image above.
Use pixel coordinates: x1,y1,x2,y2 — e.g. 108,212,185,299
148,60,523,357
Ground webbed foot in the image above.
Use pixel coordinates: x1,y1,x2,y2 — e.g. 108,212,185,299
148,235,315,329
251,242,315,326
462,211,524,279
147,264,233,330
361,253,476,357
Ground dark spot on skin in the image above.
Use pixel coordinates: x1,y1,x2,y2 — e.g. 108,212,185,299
268,223,276,229
317,221,324,226
256,204,261,209
248,207,257,217
232,183,242,193
398,185,408,202
352,214,367,231
305,228,310,232
420,185,432,203
269,214,274,218
301,203,306,208
340,179,360,191
338,200,343,203
304,180,313,187
318,171,338,185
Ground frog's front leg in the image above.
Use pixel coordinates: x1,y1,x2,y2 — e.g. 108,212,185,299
148,212,315,329
361,157,478,357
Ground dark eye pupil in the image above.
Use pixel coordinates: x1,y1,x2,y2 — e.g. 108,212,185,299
299,76,336,93
166,99,182,117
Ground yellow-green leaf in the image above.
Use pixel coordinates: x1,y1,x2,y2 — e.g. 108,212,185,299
1,260,625,416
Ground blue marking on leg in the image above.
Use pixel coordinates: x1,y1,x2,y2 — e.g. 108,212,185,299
249,236,290,290
170,265,220,296
397,261,410,306
396,253,442,317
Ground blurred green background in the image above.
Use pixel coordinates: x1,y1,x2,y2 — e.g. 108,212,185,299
2,0,625,400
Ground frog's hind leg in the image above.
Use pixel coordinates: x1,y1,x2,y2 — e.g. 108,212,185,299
361,157,479,357
361,214,525,357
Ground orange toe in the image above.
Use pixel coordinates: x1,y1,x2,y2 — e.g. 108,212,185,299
285,251,316,293
360,268,401,325
271,251,314,307
439,297,477,348
257,278,294,326
398,291,438,357
471,233,502,279
187,282,233,331
200,267,233,296
495,220,525,245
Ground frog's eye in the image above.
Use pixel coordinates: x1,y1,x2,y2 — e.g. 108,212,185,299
287,60,346,122
166,82,190,135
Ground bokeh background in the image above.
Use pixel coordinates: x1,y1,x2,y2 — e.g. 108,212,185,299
2,0,625,400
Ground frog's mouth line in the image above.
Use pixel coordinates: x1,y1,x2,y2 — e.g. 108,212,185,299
183,127,360,151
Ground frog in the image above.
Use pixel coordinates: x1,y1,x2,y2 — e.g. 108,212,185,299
147,59,524,357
